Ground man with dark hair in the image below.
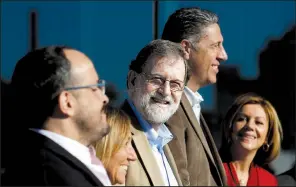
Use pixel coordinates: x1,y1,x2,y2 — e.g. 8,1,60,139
122,39,188,186
162,7,228,186
2,46,111,186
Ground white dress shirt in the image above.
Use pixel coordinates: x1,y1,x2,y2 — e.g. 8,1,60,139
30,128,111,186
128,99,179,186
184,86,204,124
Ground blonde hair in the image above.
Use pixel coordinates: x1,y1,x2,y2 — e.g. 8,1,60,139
94,106,132,183
220,93,283,165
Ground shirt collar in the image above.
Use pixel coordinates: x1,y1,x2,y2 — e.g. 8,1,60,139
184,86,204,107
127,98,173,152
30,128,92,165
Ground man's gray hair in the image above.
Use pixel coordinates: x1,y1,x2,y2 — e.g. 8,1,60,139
128,39,189,86
129,39,186,73
161,7,219,43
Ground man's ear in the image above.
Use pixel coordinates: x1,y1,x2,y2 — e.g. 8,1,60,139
57,91,75,117
127,70,137,89
180,40,191,60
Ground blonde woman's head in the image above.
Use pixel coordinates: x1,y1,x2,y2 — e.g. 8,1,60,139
95,106,137,184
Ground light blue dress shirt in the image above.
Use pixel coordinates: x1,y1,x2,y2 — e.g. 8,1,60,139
127,98,178,186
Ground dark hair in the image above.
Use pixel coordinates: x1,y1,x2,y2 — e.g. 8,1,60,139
127,39,189,87
162,7,219,43
10,45,73,128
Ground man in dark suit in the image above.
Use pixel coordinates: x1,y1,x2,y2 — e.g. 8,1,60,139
122,40,188,186
162,7,228,186
2,46,110,186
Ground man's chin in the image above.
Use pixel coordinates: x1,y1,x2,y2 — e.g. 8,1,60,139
145,111,173,124
103,124,110,135
147,117,168,126
208,76,217,84
97,124,110,140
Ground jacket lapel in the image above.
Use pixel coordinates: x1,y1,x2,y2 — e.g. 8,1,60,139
163,145,183,186
180,94,216,166
122,101,165,186
131,125,166,186
200,113,227,185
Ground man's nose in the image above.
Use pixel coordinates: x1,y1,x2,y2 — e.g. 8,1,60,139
158,81,171,97
103,94,109,105
218,45,228,62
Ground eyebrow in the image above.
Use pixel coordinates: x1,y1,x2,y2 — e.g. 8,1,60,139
255,116,267,121
237,113,266,120
149,73,184,82
210,41,221,46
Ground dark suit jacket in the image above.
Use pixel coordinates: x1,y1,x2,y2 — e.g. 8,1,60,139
121,101,182,186
166,94,227,186
2,130,104,186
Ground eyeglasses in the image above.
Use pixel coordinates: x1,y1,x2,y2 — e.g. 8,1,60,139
142,72,184,92
64,79,106,95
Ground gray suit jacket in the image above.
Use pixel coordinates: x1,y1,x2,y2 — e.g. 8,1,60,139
122,101,182,186
166,94,227,186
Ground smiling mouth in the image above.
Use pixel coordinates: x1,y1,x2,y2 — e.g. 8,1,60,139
211,64,219,72
120,165,128,172
151,97,170,105
238,133,256,140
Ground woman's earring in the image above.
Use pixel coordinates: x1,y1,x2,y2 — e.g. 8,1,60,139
262,143,270,152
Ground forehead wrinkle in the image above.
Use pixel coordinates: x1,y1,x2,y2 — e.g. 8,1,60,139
155,56,183,67
144,53,182,69
153,62,184,76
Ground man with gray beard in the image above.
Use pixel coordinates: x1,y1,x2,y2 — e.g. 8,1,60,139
121,39,189,186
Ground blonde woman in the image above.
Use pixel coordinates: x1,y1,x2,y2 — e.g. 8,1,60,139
219,93,283,186
95,106,137,185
